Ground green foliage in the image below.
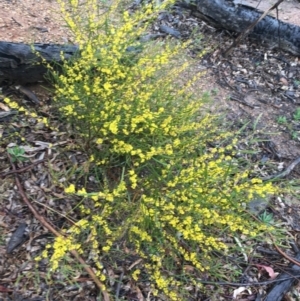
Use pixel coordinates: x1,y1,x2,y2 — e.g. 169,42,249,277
277,115,287,124
41,0,278,299
275,114,300,140
259,211,274,224
293,108,300,121
7,146,28,163
211,88,219,96
292,131,299,140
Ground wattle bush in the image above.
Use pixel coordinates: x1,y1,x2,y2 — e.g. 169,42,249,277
35,0,278,299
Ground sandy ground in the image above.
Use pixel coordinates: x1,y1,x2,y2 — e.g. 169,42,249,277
0,0,71,43
0,0,299,43
235,0,300,26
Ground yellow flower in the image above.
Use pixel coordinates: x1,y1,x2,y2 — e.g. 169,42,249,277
77,187,87,195
103,82,112,91
65,184,76,194
102,245,111,252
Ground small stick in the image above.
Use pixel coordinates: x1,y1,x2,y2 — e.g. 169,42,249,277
115,270,124,299
230,95,255,109
16,86,41,105
273,243,300,268
262,156,300,181
0,159,46,178
11,17,22,27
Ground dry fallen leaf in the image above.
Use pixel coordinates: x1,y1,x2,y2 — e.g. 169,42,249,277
0,102,10,111
279,77,289,85
233,286,251,299
183,265,195,272
134,285,145,301
254,264,279,280
0,285,13,292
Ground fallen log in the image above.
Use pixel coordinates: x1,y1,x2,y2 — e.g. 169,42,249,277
194,0,300,56
0,42,79,84
1,1,300,84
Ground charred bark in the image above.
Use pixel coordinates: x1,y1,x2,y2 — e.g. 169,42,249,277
1,1,300,84
194,0,300,56
0,42,79,84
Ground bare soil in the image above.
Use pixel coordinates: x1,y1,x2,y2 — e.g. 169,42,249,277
235,0,300,26
0,0,70,43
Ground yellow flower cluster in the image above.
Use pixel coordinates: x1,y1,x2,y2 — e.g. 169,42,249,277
50,236,81,271
47,0,279,299
3,97,51,128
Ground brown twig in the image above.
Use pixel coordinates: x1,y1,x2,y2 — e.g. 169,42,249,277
11,17,22,27
17,85,41,105
230,95,255,109
7,153,110,301
273,243,300,268
262,156,300,181
0,159,46,178
248,210,300,268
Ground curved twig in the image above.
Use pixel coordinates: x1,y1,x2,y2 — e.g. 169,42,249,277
262,156,300,181
7,153,110,301
273,243,300,268
0,158,46,178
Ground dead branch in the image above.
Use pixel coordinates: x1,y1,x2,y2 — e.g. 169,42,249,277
223,0,285,56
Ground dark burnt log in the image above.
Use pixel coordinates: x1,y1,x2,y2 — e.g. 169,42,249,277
0,42,79,84
2,1,300,84
264,251,300,301
194,0,300,56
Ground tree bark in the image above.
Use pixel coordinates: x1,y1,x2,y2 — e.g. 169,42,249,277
0,42,79,84
194,0,300,56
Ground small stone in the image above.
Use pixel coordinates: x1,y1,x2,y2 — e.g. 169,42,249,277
248,198,268,215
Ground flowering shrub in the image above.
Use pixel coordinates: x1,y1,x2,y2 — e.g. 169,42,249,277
43,0,277,299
